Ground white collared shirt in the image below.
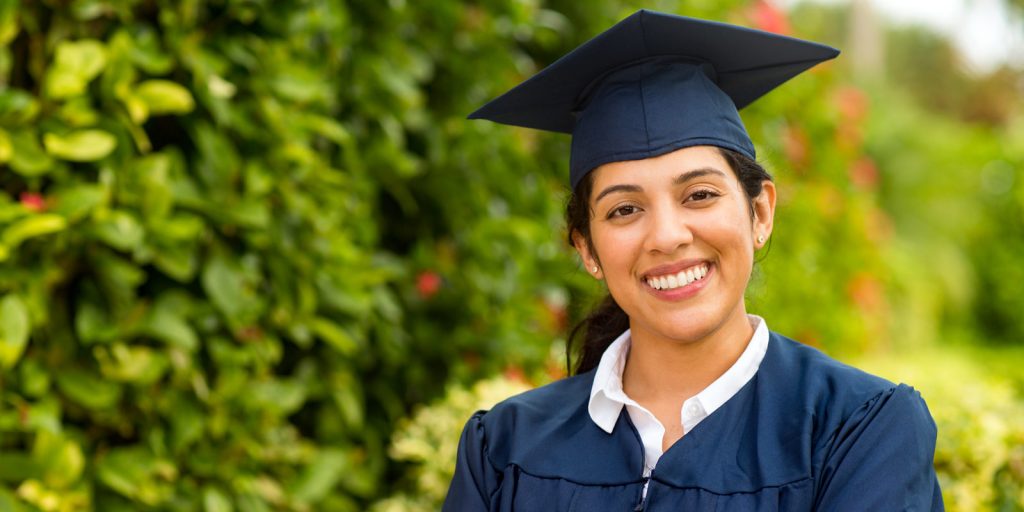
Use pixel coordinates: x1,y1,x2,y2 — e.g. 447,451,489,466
587,315,770,476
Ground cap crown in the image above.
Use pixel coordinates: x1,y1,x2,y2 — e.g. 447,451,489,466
469,9,840,187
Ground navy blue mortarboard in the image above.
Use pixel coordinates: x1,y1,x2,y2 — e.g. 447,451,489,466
468,9,839,188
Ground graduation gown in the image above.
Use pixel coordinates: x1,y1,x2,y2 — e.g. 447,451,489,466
443,332,944,511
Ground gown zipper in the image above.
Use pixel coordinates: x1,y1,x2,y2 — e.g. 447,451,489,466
633,477,649,511
624,414,650,511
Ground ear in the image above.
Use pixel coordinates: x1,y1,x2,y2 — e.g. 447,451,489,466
752,180,776,248
571,230,603,279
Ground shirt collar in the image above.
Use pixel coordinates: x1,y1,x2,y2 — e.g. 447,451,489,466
587,315,770,434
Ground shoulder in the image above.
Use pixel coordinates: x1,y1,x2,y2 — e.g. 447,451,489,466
762,331,913,430
767,331,894,398
478,370,595,437
468,370,642,483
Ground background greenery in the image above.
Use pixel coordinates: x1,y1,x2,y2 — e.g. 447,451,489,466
0,0,1021,510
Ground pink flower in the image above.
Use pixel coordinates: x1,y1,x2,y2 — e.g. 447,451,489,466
752,0,790,35
20,192,46,212
416,271,442,299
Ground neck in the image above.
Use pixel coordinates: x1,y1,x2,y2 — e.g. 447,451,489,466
622,306,754,402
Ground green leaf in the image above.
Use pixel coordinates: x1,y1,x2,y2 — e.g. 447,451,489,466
9,130,54,176
201,253,262,329
310,318,358,356
141,296,198,351
1,214,67,249
0,294,30,370
203,486,233,512
56,369,122,410
0,128,11,163
0,90,39,125
289,448,348,503
95,344,169,385
74,301,118,344
245,379,306,416
134,80,195,116
128,29,175,75
168,398,204,454
96,446,176,505
43,129,117,162
45,39,108,99
0,2,17,47
331,374,364,430
51,184,106,222
18,358,50,397
32,431,84,488
91,210,144,252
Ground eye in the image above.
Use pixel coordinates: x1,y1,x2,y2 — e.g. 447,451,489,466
608,204,639,219
687,188,720,203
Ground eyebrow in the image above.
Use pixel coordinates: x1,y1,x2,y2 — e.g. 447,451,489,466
593,167,729,203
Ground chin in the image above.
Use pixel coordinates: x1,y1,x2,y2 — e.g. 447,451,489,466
633,306,728,344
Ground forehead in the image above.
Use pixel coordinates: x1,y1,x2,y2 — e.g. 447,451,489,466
589,145,735,190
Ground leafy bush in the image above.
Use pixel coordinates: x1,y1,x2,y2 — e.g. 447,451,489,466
0,0,589,508
369,375,531,512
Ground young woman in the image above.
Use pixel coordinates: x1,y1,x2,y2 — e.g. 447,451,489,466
445,10,943,511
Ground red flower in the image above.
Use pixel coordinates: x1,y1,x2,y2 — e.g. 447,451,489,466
782,123,809,169
849,157,879,189
835,86,869,124
20,192,47,212
503,365,527,384
752,0,791,35
415,271,442,299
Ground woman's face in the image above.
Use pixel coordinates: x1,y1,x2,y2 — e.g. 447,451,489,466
574,145,775,345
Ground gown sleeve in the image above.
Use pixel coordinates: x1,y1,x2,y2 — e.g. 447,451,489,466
443,411,500,512
814,384,944,511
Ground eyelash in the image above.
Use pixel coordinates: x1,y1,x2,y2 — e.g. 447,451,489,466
687,188,720,202
607,204,638,219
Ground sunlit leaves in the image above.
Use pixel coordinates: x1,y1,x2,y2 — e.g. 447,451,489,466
42,130,117,162
44,40,108,99
0,294,30,369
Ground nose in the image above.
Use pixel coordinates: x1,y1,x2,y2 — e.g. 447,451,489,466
643,202,694,254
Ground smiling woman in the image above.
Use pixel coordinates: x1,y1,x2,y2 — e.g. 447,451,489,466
444,9,943,512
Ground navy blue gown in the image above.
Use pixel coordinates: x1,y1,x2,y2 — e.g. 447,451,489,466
443,332,944,511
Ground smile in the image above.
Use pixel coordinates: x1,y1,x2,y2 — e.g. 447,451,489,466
645,263,710,290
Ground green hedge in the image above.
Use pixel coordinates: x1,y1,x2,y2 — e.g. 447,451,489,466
0,0,970,509
0,1,588,508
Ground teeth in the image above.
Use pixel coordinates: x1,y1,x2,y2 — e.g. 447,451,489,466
647,264,709,291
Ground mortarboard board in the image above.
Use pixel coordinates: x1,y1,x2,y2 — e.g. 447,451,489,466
468,9,840,188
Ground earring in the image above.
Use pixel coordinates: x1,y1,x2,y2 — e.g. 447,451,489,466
592,266,599,274
757,235,765,244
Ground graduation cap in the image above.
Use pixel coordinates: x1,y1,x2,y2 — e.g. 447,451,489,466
468,9,840,188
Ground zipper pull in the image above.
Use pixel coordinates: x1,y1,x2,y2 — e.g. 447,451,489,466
633,477,649,511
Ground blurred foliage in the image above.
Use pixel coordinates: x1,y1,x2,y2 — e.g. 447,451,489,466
369,375,530,512
0,0,1022,510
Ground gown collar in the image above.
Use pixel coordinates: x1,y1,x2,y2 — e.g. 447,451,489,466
588,314,770,434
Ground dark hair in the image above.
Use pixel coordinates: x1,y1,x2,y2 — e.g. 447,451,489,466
565,147,773,374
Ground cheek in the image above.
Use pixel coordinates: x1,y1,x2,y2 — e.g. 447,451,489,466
591,225,645,268
694,208,755,258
